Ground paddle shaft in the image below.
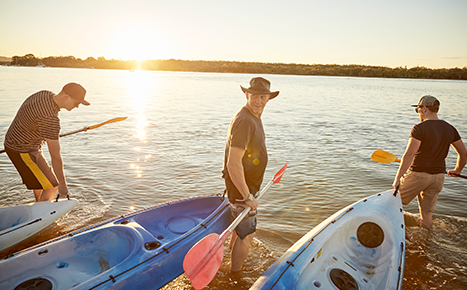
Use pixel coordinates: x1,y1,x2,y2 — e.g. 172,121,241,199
0,117,127,154
372,150,467,179
389,158,467,179
59,117,127,137
226,176,276,234
226,163,287,233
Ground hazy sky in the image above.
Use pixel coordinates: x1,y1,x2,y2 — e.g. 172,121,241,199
1,0,466,68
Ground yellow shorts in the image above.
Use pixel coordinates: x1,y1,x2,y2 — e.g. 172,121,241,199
5,148,58,190
399,171,444,213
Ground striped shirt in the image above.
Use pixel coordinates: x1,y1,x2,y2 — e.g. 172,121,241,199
4,90,61,152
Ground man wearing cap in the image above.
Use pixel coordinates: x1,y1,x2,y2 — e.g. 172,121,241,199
392,95,466,229
222,77,279,278
4,83,90,202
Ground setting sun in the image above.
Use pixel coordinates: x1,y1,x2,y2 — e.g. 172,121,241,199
105,22,168,61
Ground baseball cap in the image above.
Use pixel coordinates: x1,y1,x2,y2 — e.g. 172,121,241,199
410,95,439,108
63,82,90,106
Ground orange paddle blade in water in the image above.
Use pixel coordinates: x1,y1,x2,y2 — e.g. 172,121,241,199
183,232,227,289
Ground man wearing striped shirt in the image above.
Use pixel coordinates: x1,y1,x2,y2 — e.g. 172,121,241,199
4,83,90,202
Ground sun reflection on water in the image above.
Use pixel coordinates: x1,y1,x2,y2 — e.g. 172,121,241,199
123,70,158,179
124,71,155,142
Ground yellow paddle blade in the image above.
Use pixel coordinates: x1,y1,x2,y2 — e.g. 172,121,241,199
371,150,401,163
88,117,128,130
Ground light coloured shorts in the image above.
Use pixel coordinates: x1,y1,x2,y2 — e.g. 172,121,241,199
229,203,257,240
399,170,444,213
5,148,58,190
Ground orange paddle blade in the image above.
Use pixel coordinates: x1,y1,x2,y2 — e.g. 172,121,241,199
183,232,226,289
371,150,401,163
272,163,287,183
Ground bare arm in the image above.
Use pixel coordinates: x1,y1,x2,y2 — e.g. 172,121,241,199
227,146,258,210
447,139,467,177
393,137,421,189
46,139,69,198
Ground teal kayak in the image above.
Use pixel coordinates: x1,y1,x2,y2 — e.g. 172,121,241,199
251,190,405,290
0,194,231,290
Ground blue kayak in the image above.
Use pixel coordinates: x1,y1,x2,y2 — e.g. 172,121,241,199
0,194,231,290
251,190,405,290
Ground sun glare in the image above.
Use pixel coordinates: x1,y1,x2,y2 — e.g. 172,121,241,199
106,22,168,61
123,70,158,179
124,71,154,141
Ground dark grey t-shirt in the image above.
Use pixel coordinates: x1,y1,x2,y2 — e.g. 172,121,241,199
222,106,268,203
410,119,461,174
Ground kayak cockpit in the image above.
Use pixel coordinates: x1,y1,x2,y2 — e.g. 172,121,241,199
295,200,404,289
3,226,137,289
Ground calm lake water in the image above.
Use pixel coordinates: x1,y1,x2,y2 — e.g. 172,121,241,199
1,66,466,289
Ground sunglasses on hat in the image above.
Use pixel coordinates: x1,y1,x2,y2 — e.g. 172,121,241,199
415,106,424,113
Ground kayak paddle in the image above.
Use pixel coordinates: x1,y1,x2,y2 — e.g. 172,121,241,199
371,149,467,179
183,163,288,289
1,117,128,154
371,150,401,163
58,116,128,137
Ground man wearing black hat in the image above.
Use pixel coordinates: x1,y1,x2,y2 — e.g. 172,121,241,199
4,83,90,202
222,77,279,278
393,95,466,229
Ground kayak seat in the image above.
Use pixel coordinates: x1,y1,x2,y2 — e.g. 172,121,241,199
356,222,384,248
0,206,31,231
132,197,222,241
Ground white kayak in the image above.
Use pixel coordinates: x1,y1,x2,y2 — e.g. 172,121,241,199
0,199,78,252
251,189,405,290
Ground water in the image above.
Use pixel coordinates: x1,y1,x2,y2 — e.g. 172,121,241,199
1,66,466,289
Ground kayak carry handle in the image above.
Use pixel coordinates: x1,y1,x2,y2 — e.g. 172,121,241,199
55,194,70,202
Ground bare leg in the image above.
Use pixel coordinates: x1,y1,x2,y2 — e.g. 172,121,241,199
229,230,237,250
230,232,255,272
33,189,42,202
420,210,433,229
34,186,58,202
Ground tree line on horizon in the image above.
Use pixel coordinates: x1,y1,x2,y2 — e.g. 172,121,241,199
3,53,467,80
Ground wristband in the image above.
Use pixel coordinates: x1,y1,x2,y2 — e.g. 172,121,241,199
244,194,254,202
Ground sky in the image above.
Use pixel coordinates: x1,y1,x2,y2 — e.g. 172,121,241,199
1,0,466,69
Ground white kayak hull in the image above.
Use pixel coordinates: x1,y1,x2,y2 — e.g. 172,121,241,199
251,190,405,290
0,199,78,252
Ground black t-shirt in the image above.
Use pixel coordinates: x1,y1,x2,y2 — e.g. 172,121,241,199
222,106,268,203
410,120,461,174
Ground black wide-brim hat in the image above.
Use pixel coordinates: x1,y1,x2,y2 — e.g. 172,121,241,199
240,77,280,99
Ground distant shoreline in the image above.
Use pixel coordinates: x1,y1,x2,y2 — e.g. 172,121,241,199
2,54,466,80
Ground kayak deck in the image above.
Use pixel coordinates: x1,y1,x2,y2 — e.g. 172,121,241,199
0,194,231,290
252,190,405,290
0,199,78,253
